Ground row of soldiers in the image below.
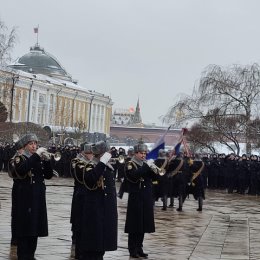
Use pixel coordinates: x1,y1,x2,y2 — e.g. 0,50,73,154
201,153,260,195
116,149,205,212
113,149,260,211
29,142,260,198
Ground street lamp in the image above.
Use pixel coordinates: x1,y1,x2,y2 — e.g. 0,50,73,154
71,91,78,127
27,79,33,123
10,74,19,122
87,94,94,135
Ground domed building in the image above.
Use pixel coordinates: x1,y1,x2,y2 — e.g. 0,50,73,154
0,43,112,143
10,44,73,81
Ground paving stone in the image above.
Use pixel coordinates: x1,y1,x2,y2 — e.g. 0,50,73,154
2,173,260,259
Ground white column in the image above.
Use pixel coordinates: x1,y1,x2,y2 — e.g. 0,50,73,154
101,105,105,133
45,91,50,125
34,91,39,123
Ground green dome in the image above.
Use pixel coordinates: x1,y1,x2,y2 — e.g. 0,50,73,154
10,44,72,81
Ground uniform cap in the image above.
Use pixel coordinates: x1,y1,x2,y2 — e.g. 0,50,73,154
14,140,24,150
134,142,148,153
158,149,166,157
128,147,135,156
20,133,38,147
91,141,110,155
84,143,93,154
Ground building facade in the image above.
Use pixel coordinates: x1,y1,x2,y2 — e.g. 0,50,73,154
0,44,112,141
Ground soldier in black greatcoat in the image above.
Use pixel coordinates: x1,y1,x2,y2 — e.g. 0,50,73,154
167,152,189,211
225,153,237,194
116,147,126,182
70,143,93,259
3,142,12,172
124,142,158,259
0,143,4,171
8,139,25,246
80,141,117,260
154,149,169,210
117,147,134,199
110,146,118,179
201,154,210,188
12,133,53,260
187,154,205,211
248,155,260,195
238,154,250,194
63,145,72,177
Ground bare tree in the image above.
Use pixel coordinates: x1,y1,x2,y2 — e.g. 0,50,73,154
0,101,8,122
73,120,87,145
0,18,17,67
164,63,260,154
0,122,49,145
187,123,217,153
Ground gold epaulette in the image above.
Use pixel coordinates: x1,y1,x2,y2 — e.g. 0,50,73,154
12,155,28,179
74,161,87,184
125,161,140,184
8,157,17,179
83,162,103,190
126,161,135,171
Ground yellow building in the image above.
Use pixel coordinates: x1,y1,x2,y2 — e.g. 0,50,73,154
0,44,112,141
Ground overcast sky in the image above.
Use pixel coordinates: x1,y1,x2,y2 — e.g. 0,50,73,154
1,0,260,126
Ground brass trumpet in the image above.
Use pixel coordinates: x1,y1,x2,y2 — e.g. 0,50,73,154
146,160,165,176
109,155,125,164
150,164,165,176
42,151,62,161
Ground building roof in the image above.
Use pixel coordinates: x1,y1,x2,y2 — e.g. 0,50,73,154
9,44,72,81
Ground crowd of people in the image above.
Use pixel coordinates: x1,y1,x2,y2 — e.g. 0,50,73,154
6,133,260,260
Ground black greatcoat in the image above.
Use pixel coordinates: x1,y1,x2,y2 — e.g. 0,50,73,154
81,161,118,252
13,153,53,237
154,158,168,198
188,160,205,200
124,160,155,234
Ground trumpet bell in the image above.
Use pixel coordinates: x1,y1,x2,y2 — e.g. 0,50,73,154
110,155,125,164
53,152,61,161
118,155,125,164
42,151,62,161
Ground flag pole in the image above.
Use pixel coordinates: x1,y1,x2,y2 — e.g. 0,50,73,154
37,24,39,45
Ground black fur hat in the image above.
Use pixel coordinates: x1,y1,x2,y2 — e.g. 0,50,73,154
20,133,38,147
91,141,110,155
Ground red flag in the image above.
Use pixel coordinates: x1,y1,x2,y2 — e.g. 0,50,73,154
34,27,38,33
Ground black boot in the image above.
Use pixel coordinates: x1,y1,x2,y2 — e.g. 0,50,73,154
168,197,174,207
177,196,183,211
197,197,203,211
161,195,167,210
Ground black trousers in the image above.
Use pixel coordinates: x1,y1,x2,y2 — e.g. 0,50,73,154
80,251,105,260
128,233,144,255
17,236,38,260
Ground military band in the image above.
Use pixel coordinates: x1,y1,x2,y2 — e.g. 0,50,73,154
7,134,260,259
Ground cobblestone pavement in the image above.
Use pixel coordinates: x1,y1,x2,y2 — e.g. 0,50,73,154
1,173,260,260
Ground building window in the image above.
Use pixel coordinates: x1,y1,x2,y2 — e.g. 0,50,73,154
39,93,46,103
33,90,37,100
